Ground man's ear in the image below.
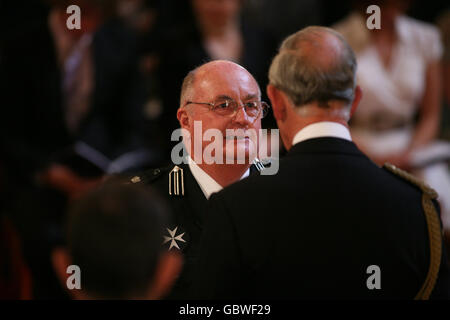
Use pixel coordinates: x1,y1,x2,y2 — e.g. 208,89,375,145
267,84,287,122
147,251,183,300
177,107,191,130
350,86,362,118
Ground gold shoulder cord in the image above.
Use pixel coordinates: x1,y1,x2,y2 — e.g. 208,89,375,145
169,165,184,196
384,163,441,300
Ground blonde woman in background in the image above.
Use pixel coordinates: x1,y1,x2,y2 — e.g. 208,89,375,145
334,0,450,231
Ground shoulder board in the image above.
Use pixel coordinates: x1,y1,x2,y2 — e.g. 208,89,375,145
128,165,171,185
384,163,442,300
252,157,272,172
383,163,438,199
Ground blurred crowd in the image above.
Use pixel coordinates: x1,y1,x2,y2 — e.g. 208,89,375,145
0,0,449,299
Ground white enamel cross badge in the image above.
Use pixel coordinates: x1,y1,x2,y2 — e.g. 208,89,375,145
163,227,186,250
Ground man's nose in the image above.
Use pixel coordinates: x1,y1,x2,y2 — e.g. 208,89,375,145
232,105,251,125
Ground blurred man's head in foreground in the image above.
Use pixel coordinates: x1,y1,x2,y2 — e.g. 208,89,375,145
52,183,182,299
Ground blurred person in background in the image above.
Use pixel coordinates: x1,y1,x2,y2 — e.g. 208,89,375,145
0,214,32,300
437,8,450,136
158,0,278,141
242,0,322,42
52,183,182,299
116,0,169,160
0,0,151,298
436,8,450,249
334,0,450,232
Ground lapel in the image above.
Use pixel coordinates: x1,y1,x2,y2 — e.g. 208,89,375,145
178,163,208,231
249,163,262,176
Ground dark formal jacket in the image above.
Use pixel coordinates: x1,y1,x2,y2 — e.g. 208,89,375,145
1,8,142,184
130,161,263,299
192,137,450,299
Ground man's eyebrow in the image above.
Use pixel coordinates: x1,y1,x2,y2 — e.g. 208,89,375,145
214,95,233,101
243,93,259,100
213,94,259,101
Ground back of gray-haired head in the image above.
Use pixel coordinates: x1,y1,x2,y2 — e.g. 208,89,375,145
268,26,357,108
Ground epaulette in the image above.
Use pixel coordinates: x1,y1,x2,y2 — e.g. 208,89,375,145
129,164,186,197
383,163,438,199
383,162,441,300
252,157,272,172
128,166,169,185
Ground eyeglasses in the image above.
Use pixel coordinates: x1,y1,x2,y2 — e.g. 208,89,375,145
185,99,270,121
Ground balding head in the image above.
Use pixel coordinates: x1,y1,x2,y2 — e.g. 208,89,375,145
268,26,357,109
180,60,261,107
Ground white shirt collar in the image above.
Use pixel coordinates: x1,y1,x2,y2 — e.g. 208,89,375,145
188,157,249,199
292,121,352,146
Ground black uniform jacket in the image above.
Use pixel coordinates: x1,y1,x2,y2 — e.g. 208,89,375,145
131,162,262,299
191,137,450,299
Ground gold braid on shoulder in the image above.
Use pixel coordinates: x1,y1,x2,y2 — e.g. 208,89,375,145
383,163,442,300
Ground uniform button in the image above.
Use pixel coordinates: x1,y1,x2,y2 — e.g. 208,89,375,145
154,169,160,175
131,176,141,183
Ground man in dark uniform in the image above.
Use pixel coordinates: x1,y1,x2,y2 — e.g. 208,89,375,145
192,27,450,299
129,60,270,298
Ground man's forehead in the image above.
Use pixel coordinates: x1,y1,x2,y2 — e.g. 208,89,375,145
193,63,259,98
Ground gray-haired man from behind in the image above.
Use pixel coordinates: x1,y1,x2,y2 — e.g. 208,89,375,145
192,26,450,299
